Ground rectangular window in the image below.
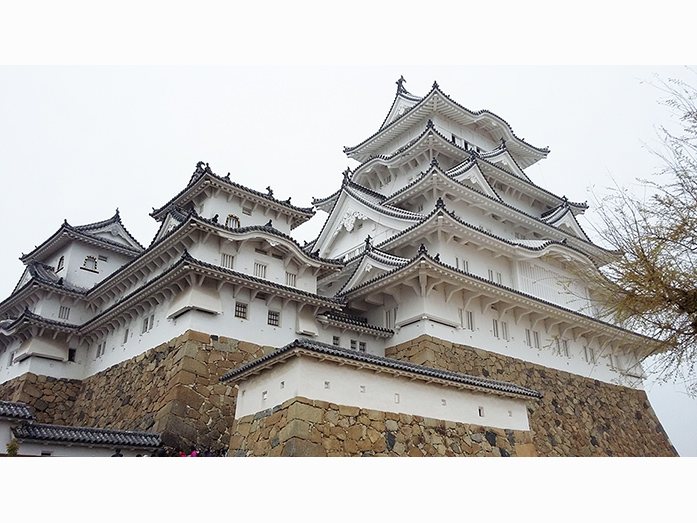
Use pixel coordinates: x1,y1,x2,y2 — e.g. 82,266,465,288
98,255,108,262
8,350,16,368
492,319,500,339
267,310,280,327
58,306,70,320
123,328,129,345
242,206,253,216
501,321,509,341
456,258,469,272
525,328,532,347
359,342,366,353
221,253,234,270
332,336,340,346
255,248,267,255
253,262,267,279
142,317,149,334
585,346,595,364
96,342,106,358
459,309,475,331
68,348,76,362
385,307,398,330
235,302,248,319
488,269,494,281
285,272,297,287
350,340,357,351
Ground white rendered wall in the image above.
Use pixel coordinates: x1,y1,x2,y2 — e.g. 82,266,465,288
235,357,530,431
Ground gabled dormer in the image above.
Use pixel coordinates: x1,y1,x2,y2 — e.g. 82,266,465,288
150,162,315,236
18,211,144,291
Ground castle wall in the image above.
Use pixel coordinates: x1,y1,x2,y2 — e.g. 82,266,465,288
227,396,537,457
385,335,677,456
0,331,273,453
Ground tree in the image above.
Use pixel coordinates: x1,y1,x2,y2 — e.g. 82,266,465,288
584,70,697,394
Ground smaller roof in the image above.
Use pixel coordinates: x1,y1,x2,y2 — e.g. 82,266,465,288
12,422,162,449
0,400,35,421
20,210,144,263
221,338,542,399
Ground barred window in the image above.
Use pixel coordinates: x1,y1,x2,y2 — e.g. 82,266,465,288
267,310,280,327
359,342,366,353
332,336,340,346
286,272,297,287
58,306,70,320
225,214,240,228
221,253,234,269
235,302,248,319
253,262,267,279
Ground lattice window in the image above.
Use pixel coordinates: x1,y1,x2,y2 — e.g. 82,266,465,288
235,302,248,319
285,272,297,287
267,310,280,327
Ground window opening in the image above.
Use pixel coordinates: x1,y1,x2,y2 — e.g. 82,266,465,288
235,302,248,319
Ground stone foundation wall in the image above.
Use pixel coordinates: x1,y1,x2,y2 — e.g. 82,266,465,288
385,335,677,457
0,331,271,453
228,396,537,457
0,373,82,425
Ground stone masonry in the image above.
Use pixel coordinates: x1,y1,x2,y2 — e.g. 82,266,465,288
1,331,678,456
384,335,677,457
0,330,273,453
228,395,538,457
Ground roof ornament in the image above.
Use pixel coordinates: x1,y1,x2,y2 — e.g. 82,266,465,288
266,186,274,197
194,161,206,175
212,214,219,224
500,137,507,146
265,219,273,228
426,119,434,129
342,168,351,184
364,235,372,252
434,253,440,262
225,172,231,181
436,197,446,209
418,243,428,255
430,157,440,168
396,75,407,94
204,162,213,174
432,81,439,90
285,197,292,205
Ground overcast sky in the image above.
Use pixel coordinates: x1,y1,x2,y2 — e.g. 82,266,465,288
0,4,695,462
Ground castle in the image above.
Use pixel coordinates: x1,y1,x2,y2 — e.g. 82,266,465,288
0,78,677,456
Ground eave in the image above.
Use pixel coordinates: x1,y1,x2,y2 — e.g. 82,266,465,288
344,84,548,168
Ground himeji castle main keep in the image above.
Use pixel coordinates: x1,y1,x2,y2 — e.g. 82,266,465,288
0,79,677,456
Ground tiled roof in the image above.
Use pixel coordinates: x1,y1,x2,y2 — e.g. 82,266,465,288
317,311,394,336
221,338,542,399
12,422,162,448
345,82,549,158
0,400,35,421
150,162,315,223
20,212,144,263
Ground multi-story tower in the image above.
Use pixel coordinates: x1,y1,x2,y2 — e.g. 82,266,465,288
310,78,647,387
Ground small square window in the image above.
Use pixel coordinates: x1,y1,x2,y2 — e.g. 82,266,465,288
235,302,248,319
358,342,366,353
58,306,70,320
267,310,280,327
359,385,366,393
324,381,331,389
332,336,340,346
350,340,357,350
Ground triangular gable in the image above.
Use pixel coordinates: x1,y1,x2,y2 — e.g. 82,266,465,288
12,267,32,295
313,187,420,259
339,251,408,294
380,91,421,130
81,221,144,252
481,148,532,183
542,207,591,242
448,161,501,201
151,211,187,245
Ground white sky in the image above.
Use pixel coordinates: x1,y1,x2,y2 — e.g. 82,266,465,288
1,3,695,472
